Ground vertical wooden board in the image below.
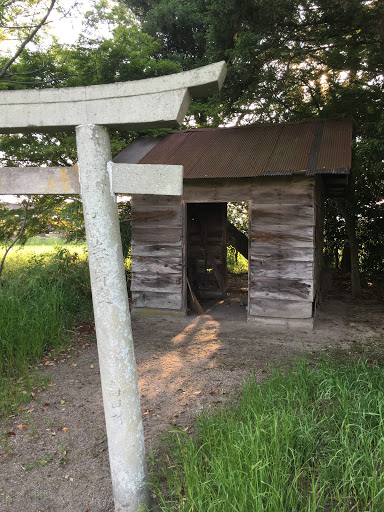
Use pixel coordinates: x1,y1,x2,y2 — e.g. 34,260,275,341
181,200,187,311
186,202,227,298
131,194,184,310
248,199,252,314
313,179,325,303
249,178,316,314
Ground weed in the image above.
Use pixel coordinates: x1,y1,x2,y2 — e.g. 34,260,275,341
24,454,54,471
0,433,12,457
57,444,68,465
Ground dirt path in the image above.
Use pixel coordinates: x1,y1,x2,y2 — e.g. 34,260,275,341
1,293,383,512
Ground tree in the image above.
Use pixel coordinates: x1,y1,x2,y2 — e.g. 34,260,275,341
2,0,383,289
0,1,181,286
0,195,83,278
0,0,64,82
0,0,181,163
120,0,384,293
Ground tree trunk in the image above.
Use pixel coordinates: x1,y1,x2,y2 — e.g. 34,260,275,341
339,201,362,298
0,205,28,280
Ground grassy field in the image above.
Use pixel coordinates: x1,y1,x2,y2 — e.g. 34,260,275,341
0,242,92,415
155,360,384,512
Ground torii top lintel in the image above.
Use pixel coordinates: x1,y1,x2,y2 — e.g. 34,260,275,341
0,62,226,134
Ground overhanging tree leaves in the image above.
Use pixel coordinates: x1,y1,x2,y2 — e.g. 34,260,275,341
120,0,384,290
0,195,84,278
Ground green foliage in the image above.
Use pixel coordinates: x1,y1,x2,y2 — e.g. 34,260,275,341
325,126,384,272
0,0,181,170
156,359,384,511
0,196,133,276
227,202,248,236
0,0,56,58
0,196,85,277
1,0,383,274
0,246,92,415
122,0,384,274
226,246,248,274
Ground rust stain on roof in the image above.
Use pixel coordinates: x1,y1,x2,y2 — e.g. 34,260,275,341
117,119,352,179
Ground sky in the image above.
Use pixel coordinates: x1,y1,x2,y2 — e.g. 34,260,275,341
49,0,111,45
49,2,88,45
1,0,112,53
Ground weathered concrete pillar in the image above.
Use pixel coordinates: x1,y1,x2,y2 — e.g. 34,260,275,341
76,124,149,512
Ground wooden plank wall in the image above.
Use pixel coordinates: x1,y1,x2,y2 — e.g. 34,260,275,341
130,195,184,311
130,177,317,319
249,176,316,319
184,178,252,203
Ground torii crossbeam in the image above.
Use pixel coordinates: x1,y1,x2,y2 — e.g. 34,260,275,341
0,62,226,512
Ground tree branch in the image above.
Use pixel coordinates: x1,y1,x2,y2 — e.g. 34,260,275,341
4,60,47,76
0,65,103,84
0,0,57,80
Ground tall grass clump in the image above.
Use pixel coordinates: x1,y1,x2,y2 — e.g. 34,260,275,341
156,360,384,511
0,246,92,414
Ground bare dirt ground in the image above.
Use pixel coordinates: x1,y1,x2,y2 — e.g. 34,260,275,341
1,274,384,512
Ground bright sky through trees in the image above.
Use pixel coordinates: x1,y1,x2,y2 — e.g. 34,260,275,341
49,0,113,45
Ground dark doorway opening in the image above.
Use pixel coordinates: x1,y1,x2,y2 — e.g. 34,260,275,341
187,202,227,301
186,202,248,317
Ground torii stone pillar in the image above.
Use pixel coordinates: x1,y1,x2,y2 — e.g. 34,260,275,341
0,62,226,512
76,124,148,511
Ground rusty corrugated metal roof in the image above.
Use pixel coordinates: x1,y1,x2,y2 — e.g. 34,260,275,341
114,119,352,179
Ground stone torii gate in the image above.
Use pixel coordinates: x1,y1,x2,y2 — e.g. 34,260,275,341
0,62,226,512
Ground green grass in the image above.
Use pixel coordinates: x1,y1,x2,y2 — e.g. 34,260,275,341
227,246,248,274
154,359,384,511
24,235,87,248
0,245,92,415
